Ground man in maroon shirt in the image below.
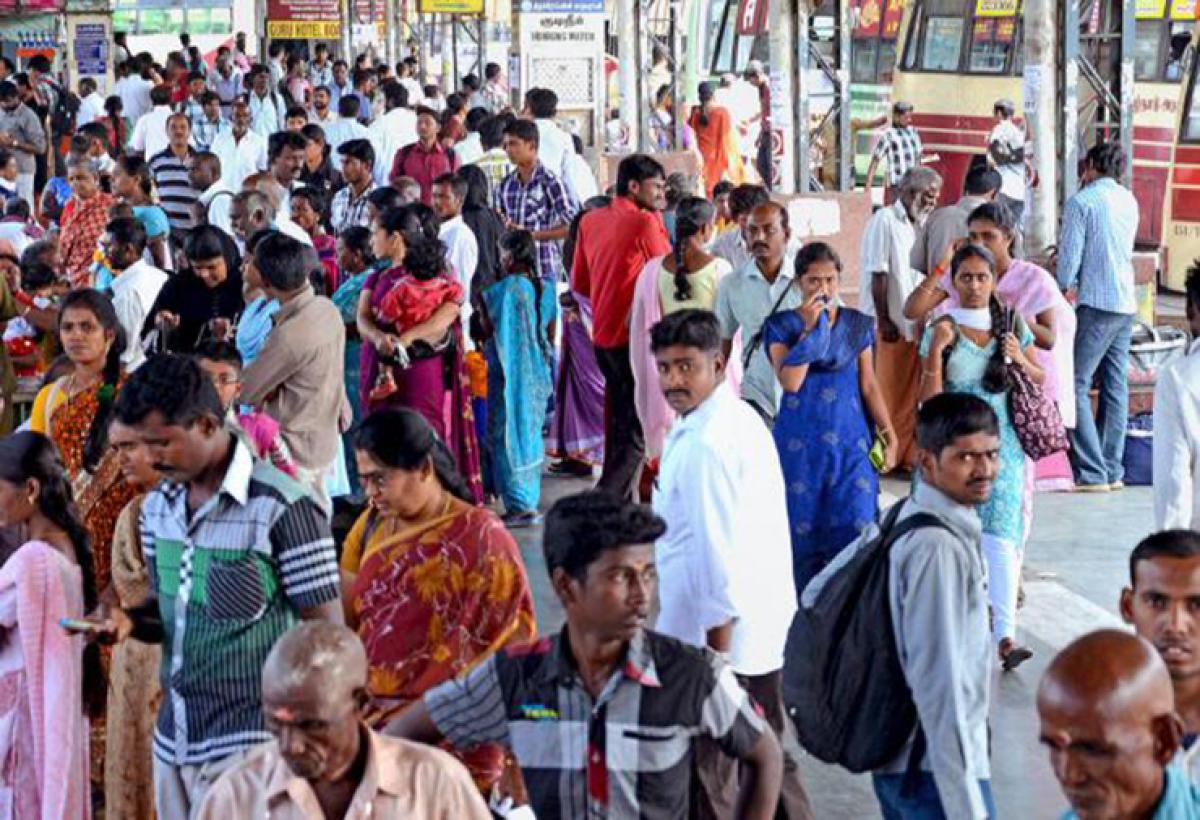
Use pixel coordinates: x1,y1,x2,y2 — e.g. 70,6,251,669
572,154,670,500
389,105,459,204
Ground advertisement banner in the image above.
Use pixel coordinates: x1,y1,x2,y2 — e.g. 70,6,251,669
266,0,341,38
419,0,484,13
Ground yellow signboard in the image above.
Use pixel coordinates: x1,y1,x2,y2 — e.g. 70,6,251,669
419,0,484,12
266,20,341,38
1170,0,1197,19
975,0,1019,17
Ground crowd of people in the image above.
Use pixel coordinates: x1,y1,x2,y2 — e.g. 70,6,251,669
0,31,1195,820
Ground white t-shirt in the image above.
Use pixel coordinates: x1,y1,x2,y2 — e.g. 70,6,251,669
988,119,1026,202
534,119,575,182
210,130,269,190
858,201,920,341
368,108,418,186
128,105,173,160
653,383,798,675
115,75,153,122
110,259,168,371
77,92,106,126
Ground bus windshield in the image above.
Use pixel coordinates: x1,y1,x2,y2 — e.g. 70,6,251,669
1183,46,1200,142
902,0,1022,76
1136,18,1195,82
851,0,902,84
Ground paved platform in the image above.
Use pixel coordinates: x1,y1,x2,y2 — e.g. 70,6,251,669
508,472,1157,819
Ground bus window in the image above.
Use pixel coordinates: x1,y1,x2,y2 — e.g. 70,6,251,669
903,0,969,72
1166,23,1193,82
852,39,881,82
878,38,898,83
1135,20,1164,81
967,16,1017,74
1183,54,1200,142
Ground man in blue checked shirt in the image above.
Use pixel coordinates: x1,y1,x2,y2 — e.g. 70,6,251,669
495,118,578,295
1055,141,1139,493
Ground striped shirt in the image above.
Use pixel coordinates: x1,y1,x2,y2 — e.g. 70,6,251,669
872,125,924,187
470,148,513,199
330,180,375,236
140,440,341,765
494,162,578,283
148,146,200,233
423,628,766,819
1055,176,1140,315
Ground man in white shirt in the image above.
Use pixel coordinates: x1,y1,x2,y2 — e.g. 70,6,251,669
129,84,175,160
324,96,372,172
230,188,313,253
714,202,802,425
210,100,268,190
248,66,285,139
987,98,1027,224
76,77,105,125
188,151,236,239
367,83,417,186
1154,263,1200,530
859,165,942,470
649,308,810,820
452,107,487,165
105,216,167,371
308,43,333,90
524,88,575,182
115,62,154,123
397,58,424,107
308,86,337,124
431,172,478,325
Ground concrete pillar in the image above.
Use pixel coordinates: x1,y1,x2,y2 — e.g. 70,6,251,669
617,0,640,151
341,0,353,61
768,0,796,193
1024,0,1057,257
384,0,398,66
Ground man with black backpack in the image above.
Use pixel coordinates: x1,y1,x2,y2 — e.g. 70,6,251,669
786,392,999,819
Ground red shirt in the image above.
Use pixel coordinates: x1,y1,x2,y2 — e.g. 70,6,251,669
572,196,671,348
389,141,460,205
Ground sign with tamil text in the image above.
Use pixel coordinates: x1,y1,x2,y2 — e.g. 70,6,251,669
266,0,340,38
420,0,484,13
975,0,1019,17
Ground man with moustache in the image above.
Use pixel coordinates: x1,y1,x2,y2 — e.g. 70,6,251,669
1122,530,1200,784
197,622,490,819
649,309,812,819
1038,629,1200,818
385,490,785,819
713,200,802,425
859,165,942,469
872,392,999,819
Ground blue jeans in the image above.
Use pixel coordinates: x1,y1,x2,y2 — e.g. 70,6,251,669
1070,306,1134,486
873,772,996,819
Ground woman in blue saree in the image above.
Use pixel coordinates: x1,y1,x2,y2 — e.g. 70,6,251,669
764,242,898,595
481,230,554,527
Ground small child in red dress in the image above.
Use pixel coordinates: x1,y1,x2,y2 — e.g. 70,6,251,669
371,237,464,402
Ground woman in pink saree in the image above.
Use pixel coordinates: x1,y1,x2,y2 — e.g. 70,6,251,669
0,432,101,820
907,199,1077,494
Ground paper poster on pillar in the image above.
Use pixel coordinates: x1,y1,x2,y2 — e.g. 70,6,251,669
66,14,111,95
768,69,791,190
517,0,606,149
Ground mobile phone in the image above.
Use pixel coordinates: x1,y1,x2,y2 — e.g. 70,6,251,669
59,617,104,635
869,434,887,472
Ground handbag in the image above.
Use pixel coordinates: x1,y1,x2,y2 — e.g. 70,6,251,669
1004,310,1069,460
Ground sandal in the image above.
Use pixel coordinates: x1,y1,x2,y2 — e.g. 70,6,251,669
999,638,1033,672
502,511,543,529
548,459,594,477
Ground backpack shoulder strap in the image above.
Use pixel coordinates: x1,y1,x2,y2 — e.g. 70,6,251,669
879,501,952,550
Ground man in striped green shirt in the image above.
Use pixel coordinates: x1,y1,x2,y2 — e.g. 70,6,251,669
109,353,343,818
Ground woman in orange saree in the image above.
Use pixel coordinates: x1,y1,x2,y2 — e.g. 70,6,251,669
341,408,536,793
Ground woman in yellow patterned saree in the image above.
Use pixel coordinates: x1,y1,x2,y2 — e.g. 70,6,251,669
341,408,536,792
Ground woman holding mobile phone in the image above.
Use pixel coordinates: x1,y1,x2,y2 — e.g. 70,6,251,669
0,431,100,817
764,242,897,595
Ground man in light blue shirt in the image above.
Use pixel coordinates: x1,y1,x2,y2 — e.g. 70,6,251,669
1055,142,1139,491
1039,629,1200,820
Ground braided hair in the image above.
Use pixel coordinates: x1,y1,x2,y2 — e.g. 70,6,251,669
950,243,1008,394
670,197,715,303
501,229,545,330
58,290,126,473
0,432,104,717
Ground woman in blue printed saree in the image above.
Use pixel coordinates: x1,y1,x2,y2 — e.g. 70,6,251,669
480,230,553,527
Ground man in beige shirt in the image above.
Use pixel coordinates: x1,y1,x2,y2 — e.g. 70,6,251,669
198,621,491,820
240,231,348,506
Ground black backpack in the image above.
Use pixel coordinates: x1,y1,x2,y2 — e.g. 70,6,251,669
48,81,78,138
782,499,948,772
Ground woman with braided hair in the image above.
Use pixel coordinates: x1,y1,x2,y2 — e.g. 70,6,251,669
919,243,1045,671
629,196,731,460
